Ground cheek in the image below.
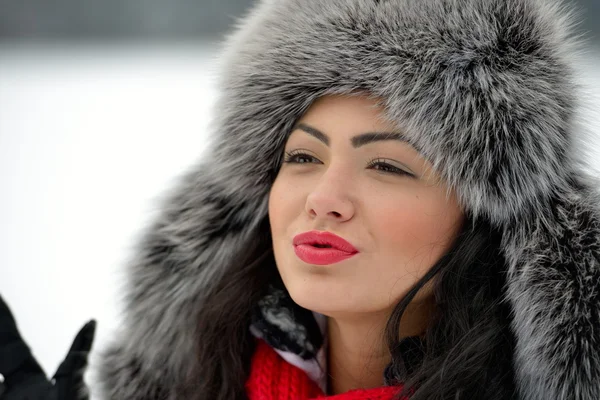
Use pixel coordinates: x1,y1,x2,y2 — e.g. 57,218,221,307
268,175,302,239
268,175,308,283
374,191,461,270
268,181,284,236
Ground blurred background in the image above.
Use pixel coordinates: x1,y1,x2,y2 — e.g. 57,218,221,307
0,0,599,397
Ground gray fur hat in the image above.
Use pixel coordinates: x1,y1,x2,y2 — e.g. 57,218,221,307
91,0,600,399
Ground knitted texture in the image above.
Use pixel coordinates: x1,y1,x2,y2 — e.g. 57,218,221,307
246,338,406,400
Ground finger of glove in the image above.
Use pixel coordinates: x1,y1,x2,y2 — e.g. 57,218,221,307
66,320,96,355
52,320,96,380
52,320,96,400
0,295,50,394
0,295,47,376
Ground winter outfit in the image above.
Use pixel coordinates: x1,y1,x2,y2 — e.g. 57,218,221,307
245,338,408,399
83,0,600,399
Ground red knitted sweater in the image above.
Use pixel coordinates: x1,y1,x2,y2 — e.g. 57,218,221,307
245,338,408,400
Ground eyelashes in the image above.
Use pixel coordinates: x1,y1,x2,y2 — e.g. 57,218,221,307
283,149,414,178
283,149,318,165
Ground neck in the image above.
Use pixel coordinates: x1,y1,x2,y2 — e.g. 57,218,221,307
325,300,433,395
326,313,389,395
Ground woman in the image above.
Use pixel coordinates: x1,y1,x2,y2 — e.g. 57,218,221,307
91,0,600,399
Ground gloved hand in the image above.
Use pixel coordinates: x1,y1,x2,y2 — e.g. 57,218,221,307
0,295,96,400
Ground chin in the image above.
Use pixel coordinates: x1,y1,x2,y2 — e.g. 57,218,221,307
281,270,356,316
276,250,366,313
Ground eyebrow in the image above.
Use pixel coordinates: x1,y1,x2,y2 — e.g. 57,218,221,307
293,122,409,148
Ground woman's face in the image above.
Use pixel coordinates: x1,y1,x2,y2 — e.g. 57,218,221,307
268,94,464,319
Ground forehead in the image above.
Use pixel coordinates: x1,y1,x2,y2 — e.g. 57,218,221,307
296,94,395,133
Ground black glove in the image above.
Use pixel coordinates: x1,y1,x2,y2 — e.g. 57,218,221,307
0,295,96,400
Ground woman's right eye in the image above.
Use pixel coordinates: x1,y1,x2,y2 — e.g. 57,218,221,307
283,150,320,164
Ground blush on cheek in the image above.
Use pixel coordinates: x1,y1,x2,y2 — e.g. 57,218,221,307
379,198,458,272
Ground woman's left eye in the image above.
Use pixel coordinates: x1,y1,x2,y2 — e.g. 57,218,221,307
367,159,413,177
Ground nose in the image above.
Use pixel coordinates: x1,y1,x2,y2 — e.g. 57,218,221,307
305,166,355,222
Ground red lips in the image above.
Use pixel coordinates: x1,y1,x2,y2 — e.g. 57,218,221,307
292,231,359,265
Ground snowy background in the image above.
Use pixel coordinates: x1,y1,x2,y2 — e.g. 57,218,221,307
0,42,221,393
0,0,600,396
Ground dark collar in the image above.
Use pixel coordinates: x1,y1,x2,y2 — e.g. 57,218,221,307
250,282,426,384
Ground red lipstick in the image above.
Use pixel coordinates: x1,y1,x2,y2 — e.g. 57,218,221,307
292,230,359,265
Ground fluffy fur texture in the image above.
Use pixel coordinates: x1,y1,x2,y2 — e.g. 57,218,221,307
90,0,600,399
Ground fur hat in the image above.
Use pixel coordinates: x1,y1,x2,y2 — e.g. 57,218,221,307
91,0,600,399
